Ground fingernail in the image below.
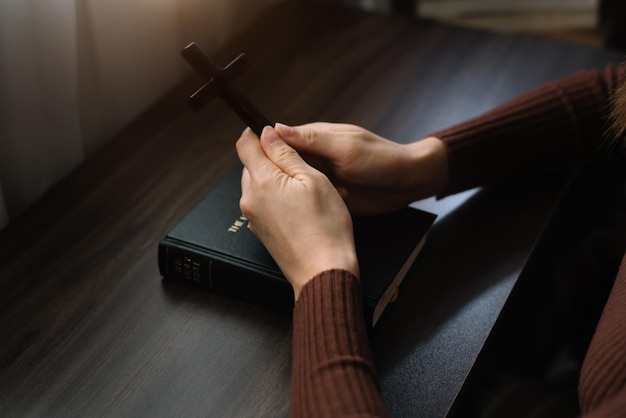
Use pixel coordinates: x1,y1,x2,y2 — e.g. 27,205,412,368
275,122,296,136
262,125,280,144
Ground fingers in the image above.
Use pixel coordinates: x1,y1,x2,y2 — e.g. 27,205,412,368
275,122,334,156
237,127,275,224
237,125,312,178
259,126,313,178
236,127,267,171
239,166,252,224
276,122,372,163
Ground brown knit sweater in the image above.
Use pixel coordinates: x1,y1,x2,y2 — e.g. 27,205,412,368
290,66,626,417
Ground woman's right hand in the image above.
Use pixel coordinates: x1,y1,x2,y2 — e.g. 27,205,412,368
236,126,358,300
275,123,449,216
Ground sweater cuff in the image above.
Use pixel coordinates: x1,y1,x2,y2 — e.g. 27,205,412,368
290,269,387,417
293,269,372,361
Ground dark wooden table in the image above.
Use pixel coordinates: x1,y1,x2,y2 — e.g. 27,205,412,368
1,2,623,417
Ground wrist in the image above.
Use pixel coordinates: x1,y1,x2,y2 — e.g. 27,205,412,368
404,136,449,199
291,249,359,301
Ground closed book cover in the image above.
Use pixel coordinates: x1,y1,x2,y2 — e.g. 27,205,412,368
158,166,436,326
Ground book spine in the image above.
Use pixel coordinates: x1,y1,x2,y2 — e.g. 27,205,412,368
158,240,295,312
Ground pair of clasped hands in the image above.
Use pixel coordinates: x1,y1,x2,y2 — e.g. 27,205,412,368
236,123,448,300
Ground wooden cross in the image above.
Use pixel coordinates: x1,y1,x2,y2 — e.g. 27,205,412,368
181,42,273,137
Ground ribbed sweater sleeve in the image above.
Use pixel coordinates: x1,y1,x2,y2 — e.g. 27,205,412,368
290,269,388,418
579,255,626,416
289,66,626,418
431,64,626,416
433,65,626,196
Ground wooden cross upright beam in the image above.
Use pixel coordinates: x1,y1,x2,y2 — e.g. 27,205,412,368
181,42,273,137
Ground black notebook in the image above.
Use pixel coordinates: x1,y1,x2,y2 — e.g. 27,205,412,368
158,166,436,327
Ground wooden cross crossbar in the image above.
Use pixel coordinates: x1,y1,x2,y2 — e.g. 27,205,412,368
181,42,273,137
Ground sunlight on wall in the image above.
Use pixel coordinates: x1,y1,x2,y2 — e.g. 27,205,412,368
79,0,279,154
0,0,278,223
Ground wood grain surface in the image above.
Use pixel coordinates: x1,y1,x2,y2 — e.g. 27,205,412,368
0,2,623,416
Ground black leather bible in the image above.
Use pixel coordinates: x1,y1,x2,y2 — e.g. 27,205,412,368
158,166,436,327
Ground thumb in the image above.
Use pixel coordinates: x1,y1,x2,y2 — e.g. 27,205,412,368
275,122,328,156
276,123,344,179
260,126,311,177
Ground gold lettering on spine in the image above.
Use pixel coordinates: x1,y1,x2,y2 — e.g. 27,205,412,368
227,215,249,233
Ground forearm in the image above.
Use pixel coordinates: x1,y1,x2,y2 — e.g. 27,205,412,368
431,65,625,197
290,270,388,418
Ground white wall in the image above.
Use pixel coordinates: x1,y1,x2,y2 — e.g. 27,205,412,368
0,0,279,228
